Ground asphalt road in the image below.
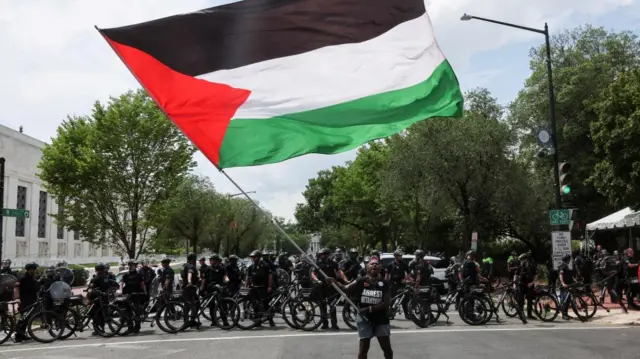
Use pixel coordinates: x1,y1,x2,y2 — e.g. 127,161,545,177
0,311,638,359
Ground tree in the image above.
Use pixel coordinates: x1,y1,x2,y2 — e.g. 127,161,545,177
38,89,196,259
589,67,640,208
151,175,220,254
508,25,640,221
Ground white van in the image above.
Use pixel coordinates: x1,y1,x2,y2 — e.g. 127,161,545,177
363,253,449,294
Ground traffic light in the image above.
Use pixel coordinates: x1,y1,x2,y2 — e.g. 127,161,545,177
558,162,571,196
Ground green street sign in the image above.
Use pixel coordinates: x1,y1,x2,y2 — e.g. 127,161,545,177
2,209,30,218
549,209,570,225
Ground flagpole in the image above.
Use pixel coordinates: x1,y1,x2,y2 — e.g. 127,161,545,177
218,169,362,314
94,25,362,317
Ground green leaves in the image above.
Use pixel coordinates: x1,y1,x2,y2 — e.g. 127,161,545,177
38,89,196,259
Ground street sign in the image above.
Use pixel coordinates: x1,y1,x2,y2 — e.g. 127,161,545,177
2,209,29,218
549,209,570,225
471,231,478,251
551,231,572,270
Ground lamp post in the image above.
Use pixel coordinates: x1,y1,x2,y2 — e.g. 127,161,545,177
461,13,562,209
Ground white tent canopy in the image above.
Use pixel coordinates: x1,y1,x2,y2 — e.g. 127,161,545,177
586,207,635,231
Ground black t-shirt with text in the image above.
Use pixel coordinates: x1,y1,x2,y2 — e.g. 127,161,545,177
354,276,390,325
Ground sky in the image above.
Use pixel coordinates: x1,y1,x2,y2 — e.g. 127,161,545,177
1,0,639,222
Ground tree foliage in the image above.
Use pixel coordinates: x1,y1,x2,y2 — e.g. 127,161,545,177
39,89,196,259
296,24,640,260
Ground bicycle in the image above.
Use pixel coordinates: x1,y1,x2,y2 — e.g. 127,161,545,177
532,282,589,322
288,283,357,331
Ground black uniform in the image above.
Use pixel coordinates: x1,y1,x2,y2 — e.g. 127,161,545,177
312,258,340,328
460,260,479,286
386,259,410,316
517,260,538,317
247,260,274,325
558,262,575,315
139,266,156,300
15,273,39,340
158,266,175,293
411,260,434,286
294,261,313,288
225,263,241,294
340,258,361,282
121,270,145,331
181,263,200,324
88,273,118,327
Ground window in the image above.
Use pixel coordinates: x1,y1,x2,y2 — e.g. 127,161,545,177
16,241,27,257
38,191,47,238
56,201,64,239
57,242,67,257
15,186,27,237
74,243,83,257
38,242,50,257
89,244,98,257
74,231,79,241
101,244,108,257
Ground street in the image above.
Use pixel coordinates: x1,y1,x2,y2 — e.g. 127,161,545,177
0,312,637,359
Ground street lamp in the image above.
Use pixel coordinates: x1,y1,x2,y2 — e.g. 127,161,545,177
228,191,256,198
461,13,562,209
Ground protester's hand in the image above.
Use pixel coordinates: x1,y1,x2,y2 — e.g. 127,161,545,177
359,307,369,314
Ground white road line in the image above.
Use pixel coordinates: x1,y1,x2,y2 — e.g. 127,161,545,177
0,325,632,354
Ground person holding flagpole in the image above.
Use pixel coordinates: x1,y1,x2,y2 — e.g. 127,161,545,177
328,256,393,359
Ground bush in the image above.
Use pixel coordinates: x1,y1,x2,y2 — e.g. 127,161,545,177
10,264,89,287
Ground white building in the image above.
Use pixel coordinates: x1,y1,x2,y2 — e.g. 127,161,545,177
308,234,320,257
0,125,119,267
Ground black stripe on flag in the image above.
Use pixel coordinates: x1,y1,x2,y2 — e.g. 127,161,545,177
101,0,426,77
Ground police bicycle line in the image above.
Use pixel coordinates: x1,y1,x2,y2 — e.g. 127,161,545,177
0,269,607,346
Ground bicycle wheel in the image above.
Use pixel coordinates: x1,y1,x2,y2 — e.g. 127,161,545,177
155,301,186,334
0,312,15,345
287,298,319,331
533,293,559,322
27,310,64,343
212,298,239,330
408,298,431,328
235,297,261,330
59,308,82,340
341,302,357,331
500,291,519,318
93,304,125,337
579,291,598,319
571,295,589,322
458,295,491,326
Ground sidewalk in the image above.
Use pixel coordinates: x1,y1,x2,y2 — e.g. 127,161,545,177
590,308,640,325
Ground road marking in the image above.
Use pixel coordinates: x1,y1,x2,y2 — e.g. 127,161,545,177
0,325,632,354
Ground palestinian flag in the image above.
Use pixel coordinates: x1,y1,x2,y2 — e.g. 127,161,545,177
98,0,463,169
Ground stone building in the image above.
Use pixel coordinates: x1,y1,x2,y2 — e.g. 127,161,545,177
0,125,119,267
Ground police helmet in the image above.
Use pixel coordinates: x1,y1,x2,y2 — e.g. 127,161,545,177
250,250,262,257
25,262,38,271
318,248,331,255
209,254,222,261
187,253,197,261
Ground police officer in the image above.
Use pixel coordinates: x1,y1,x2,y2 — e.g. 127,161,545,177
311,248,346,330
158,258,175,295
481,253,494,281
517,253,538,319
1,259,16,276
333,248,344,263
139,259,156,302
278,252,293,274
294,255,314,288
88,263,118,335
203,254,229,327
181,253,201,328
38,266,61,311
14,262,39,342
459,251,483,286
558,254,575,320
385,250,410,318
245,250,275,327
341,248,361,282
225,255,242,294
409,250,428,282
198,257,208,282
120,260,147,333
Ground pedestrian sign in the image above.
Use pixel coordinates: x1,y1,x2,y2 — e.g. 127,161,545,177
549,209,570,225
